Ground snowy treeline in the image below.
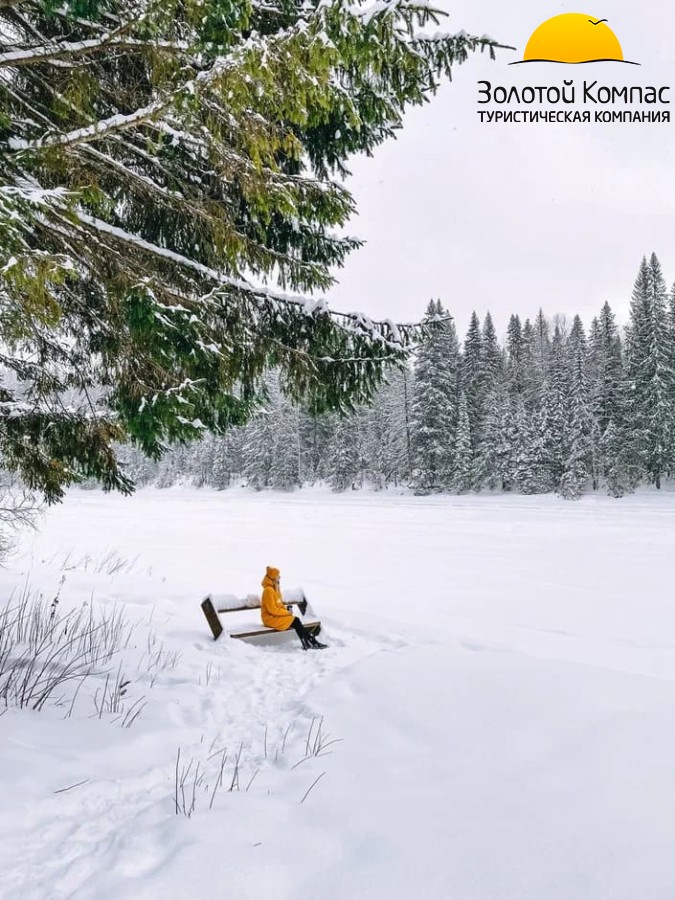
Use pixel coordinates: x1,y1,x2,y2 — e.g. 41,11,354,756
117,368,413,494
117,254,675,500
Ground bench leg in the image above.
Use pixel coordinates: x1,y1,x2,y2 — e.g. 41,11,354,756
201,597,223,640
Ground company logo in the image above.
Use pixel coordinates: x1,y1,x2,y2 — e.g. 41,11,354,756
476,11,669,126
510,13,639,66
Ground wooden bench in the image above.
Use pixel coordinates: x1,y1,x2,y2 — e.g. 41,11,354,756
201,590,321,642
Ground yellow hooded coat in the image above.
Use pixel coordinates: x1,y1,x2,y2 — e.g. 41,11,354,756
260,567,293,631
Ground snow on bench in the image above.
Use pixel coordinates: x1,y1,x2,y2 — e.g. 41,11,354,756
200,588,321,642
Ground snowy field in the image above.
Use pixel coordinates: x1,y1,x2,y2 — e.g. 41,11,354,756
2,487,675,899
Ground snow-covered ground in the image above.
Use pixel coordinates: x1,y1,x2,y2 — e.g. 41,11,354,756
2,487,675,899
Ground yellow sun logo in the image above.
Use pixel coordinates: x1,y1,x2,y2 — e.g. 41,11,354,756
511,13,638,65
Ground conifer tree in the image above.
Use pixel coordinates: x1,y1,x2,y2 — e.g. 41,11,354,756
156,445,190,488
521,318,538,407
510,399,535,493
568,315,586,356
625,257,652,481
625,255,675,488
589,303,624,433
241,374,280,488
117,442,157,486
364,372,411,488
194,436,216,488
0,0,500,501
242,414,274,490
506,314,525,396
481,312,504,389
560,320,592,499
400,367,415,481
533,309,552,380
328,417,361,492
473,384,511,491
410,301,460,491
209,438,230,489
270,400,301,491
600,420,631,498
299,412,334,485
453,394,473,493
560,431,589,499
544,324,568,486
461,312,484,447
528,406,556,493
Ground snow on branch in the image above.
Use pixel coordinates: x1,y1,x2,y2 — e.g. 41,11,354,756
0,35,190,69
0,398,108,421
75,213,410,348
8,100,167,152
5,29,271,153
58,233,407,363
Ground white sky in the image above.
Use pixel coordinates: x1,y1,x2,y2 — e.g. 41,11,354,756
327,0,675,337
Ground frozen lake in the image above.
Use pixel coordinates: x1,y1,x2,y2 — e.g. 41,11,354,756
2,487,675,898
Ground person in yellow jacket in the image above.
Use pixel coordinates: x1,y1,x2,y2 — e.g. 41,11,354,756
261,566,326,650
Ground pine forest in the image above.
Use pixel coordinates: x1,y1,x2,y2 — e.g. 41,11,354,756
116,253,675,501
